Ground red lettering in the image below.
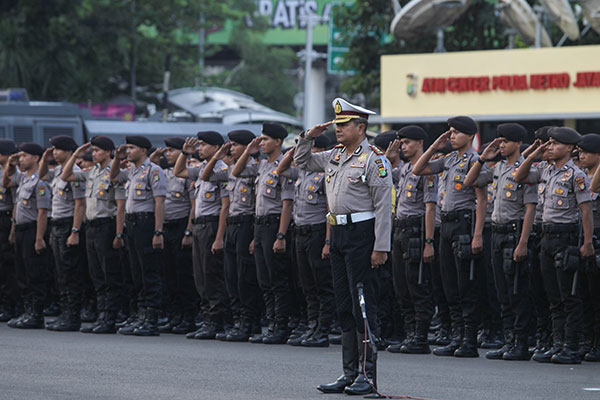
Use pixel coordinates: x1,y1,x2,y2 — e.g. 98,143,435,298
574,72,600,88
530,73,570,90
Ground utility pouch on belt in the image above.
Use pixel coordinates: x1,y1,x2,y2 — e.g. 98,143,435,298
404,237,422,262
452,234,472,261
559,246,580,272
503,247,515,275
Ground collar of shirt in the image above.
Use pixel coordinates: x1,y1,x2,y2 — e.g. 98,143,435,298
131,157,151,175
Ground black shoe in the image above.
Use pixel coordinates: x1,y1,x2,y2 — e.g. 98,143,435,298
80,307,97,323
192,322,221,340
0,306,15,322
172,319,196,334
249,332,266,343
585,347,600,362
533,339,563,363
116,313,136,329
134,310,160,337
435,327,452,346
503,340,531,361
80,322,99,333
551,344,581,364
115,310,128,325
43,303,60,317
263,328,290,344
49,317,81,332
343,375,373,396
481,331,504,349
92,321,117,334
317,375,355,394
486,344,511,360
118,311,146,336
301,330,330,347
16,314,45,329
216,325,235,341
399,339,431,354
288,329,313,346
329,334,342,345
226,324,253,342
433,330,461,357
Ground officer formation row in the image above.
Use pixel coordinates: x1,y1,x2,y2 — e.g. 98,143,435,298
1,98,599,371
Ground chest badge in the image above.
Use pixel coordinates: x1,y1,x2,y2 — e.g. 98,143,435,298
459,163,465,167
407,192,412,198
505,183,514,189
59,190,64,196
455,183,462,191
99,190,105,196
326,175,331,183
307,194,314,200
136,190,142,196
240,187,247,193
358,153,367,162
555,188,565,195
334,154,341,162
175,192,181,198
505,191,512,198
308,185,315,190
205,192,211,199
266,179,274,185
557,199,564,206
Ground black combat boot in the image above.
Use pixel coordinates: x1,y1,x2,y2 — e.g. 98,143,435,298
263,322,290,344
288,321,315,346
118,308,146,336
17,303,45,329
93,311,117,334
433,325,463,356
317,331,358,394
532,330,551,358
399,323,431,354
503,336,531,360
434,325,452,346
133,309,160,336
171,312,197,334
226,320,253,342
302,323,331,347
158,313,181,334
533,331,564,363
454,326,479,357
486,330,514,360
551,337,582,365
50,302,82,332
249,321,272,343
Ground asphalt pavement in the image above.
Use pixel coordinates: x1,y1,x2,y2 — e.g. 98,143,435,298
1,323,600,400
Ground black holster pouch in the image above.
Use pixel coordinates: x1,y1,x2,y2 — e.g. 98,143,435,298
404,237,422,262
503,247,515,275
556,246,580,272
452,234,472,261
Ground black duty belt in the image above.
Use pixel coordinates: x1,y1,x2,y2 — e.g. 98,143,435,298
164,217,188,226
441,209,473,223
491,220,521,234
227,214,254,224
542,223,578,234
192,215,219,224
255,215,280,225
394,216,422,229
14,222,36,232
87,217,115,227
51,217,73,227
125,212,154,222
295,223,326,235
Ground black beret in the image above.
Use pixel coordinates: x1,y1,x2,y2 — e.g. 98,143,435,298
374,131,397,151
578,133,600,153
126,135,152,149
50,135,78,151
227,130,255,146
397,125,428,141
90,135,115,151
0,139,17,155
448,116,477,135
313,135,330,149
147,146,156,156
549,127,581,145
82,150,93,162
262,123,288,140
534,126,553,142
197,131,224,146
497,123,526,142
164,137,185,150
479,142,503,162
19,142,44,157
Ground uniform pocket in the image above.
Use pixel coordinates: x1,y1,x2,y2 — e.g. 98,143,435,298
132,181,148,201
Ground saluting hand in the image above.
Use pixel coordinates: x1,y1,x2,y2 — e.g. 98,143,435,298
385,139,401,162
41,148,54,163
149,147,165,164
183,137,199,155
8,153,20,166
430,130,451,151
245,137,263,154
73,142,91,158
115,144,128,160
480,138,501,162
213,142,232,160
306,122,333,138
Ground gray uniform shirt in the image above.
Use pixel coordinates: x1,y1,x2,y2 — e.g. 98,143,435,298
0,165,16,211
72,163,126,220
527,159,591,224
206,160,256,217
294,136,393,252
533,161,550,225
115,158,167,214
238,155,295,217
188,160,229,217
428,148,479,212
14,171,51,224
591,190,600,229
476,156,538,224
47,165,86,219
395,162,437,219
282,168,328,226
164,168,194,221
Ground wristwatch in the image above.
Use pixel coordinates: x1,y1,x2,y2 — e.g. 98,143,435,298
184,230,192,237
181,150,189,156
154,230,164,237
276,232,286,240
71,227,80,234
325,239,331,245
425,238,434,244
116,233,124,239
477,158,486,165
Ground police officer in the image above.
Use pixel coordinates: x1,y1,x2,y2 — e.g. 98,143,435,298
200,130,263,342
232,123,295,345
0,139,18,322
387,125,438,355
3,143,51,329
276,135,336,347
465,123,537,360
413,116,487,358
111,135,167,336
149,137,197,334
296,98,392,395
174,132,231,339
516,127,594,364
62,136,126,334
39,136,86,331
579,133,600,361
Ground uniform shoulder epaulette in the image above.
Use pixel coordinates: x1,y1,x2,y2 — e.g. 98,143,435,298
334,144,344,149
369,145,384,155
445,153,451,158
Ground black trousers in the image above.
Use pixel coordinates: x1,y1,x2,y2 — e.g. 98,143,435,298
478,223,502,332
393,224,434,331
14,222,49,311
490,229,532,340
163,218,196,315
295,224,335,329
0,212,18,308
224,218,262,324
439,215,481,329
254,217,292,327
529,224,551,336
86,219,121,313
125,214,163,311
330,219,377,334
430,227,450,328
392,226,415,332
540,228,583,344
50,219,84,308
192,219,229,323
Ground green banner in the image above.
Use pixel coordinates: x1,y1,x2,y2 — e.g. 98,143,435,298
207,0,354,45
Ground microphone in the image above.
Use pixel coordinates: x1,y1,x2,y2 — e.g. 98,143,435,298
356,282,367,319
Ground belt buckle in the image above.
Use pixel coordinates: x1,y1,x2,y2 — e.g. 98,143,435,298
337,215,348,225
327,213,337,226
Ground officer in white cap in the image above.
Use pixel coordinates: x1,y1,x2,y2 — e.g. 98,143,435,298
295,98,392,395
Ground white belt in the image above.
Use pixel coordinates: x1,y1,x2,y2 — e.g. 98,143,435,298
327,211,375,226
